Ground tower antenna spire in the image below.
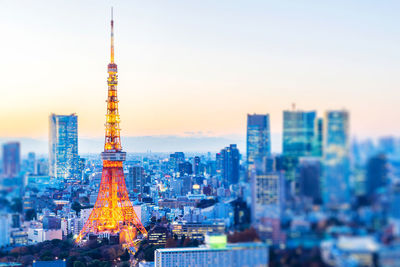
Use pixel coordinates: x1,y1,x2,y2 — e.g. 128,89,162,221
110,7,114,63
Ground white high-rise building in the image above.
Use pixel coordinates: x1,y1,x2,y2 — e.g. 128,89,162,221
155,236,268,267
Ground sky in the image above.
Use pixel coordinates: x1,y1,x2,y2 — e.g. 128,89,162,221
1,1,400,152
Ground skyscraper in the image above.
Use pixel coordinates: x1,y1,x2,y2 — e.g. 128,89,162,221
251,158,285,244
281,110,319,185
219,144,240,186
378,137,397,156
313,118,324,157
2,142,20,178
322,110,350,208
389,181,400,221
127,166,145,194
26,152,36,174
246,114,271,172
193,156,201,175
49,113,78,182
178,161,193,176
169,152,185,173
297,158,322,204
366,154,388,197
283,110,316,157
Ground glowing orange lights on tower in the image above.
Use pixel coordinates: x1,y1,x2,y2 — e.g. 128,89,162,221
76,8,147,248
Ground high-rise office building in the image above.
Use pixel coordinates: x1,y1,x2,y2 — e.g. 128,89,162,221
246,114,271,171
282,110,318,184
169,152,185,172
313,118,324,157
251,162,285,222
216,152,223,177
2,142,21,178
179,162,193,176
49,114,78,181
297,158,322,204
389,181,400,220
366,154,388,196
322,110,350,208
127,166,145,194
193,156,201,175
283,110,316,157
0,214,10,247
251,158,285,244
26,152,36,174
378,137,397,156
219,144,240,186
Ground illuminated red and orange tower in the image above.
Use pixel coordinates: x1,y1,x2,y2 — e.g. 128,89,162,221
76,9,147,247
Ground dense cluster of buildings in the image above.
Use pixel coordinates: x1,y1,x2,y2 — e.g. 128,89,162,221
1,109,400,266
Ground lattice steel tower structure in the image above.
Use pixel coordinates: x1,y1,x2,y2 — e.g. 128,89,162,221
76,9,147,247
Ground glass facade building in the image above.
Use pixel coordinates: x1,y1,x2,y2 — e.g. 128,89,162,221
127,166,145,194
2,142,20,178
283,110,316,157
251,159,285,244
251,160,285,222
281,110,321,184
246,114,271,172
49,114,78,182
296,158,322,204
219,144,240,186
322,110,350,208
313,118,324,157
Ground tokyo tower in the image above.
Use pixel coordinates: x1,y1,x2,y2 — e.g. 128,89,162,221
76,8,147,247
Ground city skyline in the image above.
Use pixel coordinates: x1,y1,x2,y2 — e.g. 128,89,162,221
1,1,400,141
2,2,400,267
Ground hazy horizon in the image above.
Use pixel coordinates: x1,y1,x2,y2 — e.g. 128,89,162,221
1,132,396,157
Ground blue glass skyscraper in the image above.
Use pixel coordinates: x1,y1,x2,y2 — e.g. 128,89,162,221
313,118,323,157
281,110,321,185
323,110,350,208
283,110,316,157
49,113,78,182
246,114,271,173
219,144,240,186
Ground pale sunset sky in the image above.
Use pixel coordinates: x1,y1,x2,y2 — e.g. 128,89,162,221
1,1,400,142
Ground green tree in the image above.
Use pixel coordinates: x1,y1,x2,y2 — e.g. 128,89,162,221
71,201,82,215
40,250,53,261
143,245,162,262
73,261,86,267
87,260,101,267
25,209,37,221
120,249,130,261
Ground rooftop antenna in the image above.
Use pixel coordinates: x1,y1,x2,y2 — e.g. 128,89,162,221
110,7,114,63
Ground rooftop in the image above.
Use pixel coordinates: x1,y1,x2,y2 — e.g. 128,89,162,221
156,242,268,253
